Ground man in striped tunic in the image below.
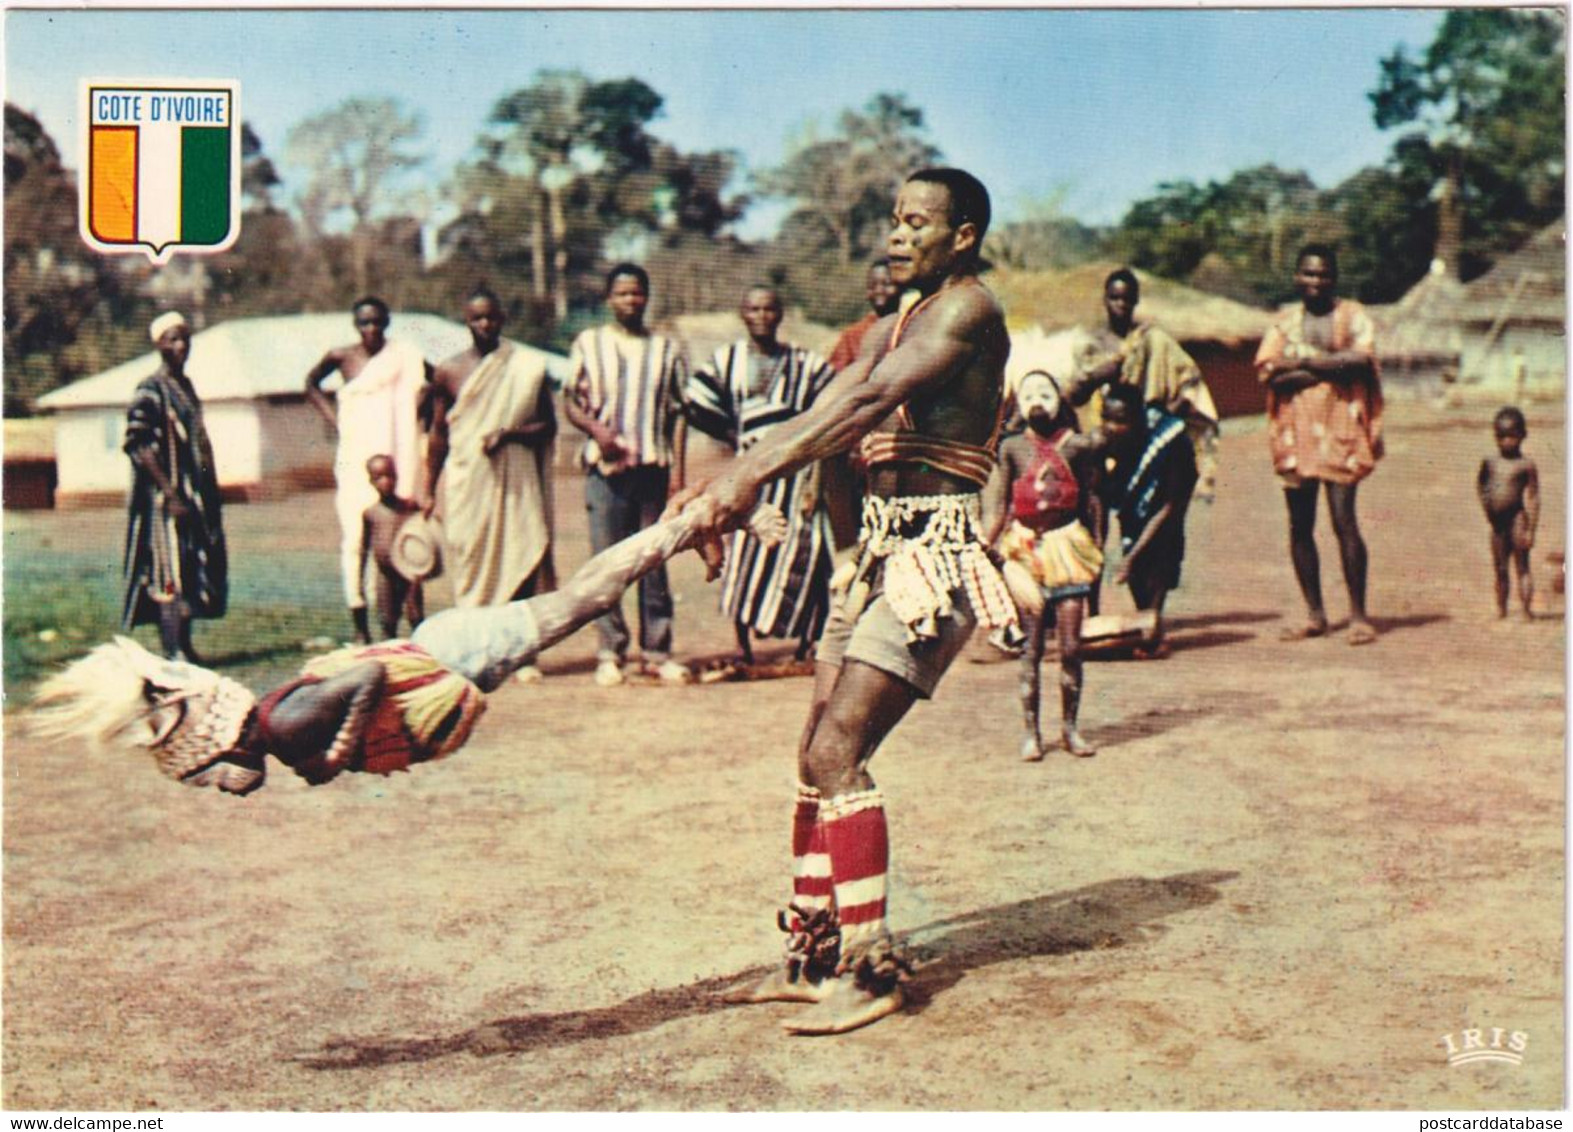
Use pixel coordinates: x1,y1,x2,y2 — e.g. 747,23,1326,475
563,264,691,686
684,287,837,664
671,168,1016,1035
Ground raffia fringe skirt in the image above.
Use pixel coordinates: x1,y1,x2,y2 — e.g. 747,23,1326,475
1000,519,1103,596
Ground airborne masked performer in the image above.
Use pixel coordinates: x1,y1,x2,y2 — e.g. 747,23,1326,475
31,507,785,796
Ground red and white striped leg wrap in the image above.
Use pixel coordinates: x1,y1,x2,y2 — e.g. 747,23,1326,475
820,788,890,954
791,783,834,922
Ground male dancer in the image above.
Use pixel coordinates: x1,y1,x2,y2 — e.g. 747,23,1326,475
671,168,1015,1035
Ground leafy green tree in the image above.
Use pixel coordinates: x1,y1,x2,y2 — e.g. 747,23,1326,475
1113,180,1214,283
759,93,941,267
285,97,426,294
1115,165,1339,306
1370,9,1565,279
240,121,282,213
984,190,1109,273
203,123,335,317
3,104,132,415
483,71,668,321
1324,139,1439,304
454,71,749,328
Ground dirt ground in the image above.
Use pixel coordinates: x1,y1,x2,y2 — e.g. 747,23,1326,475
3,396,1564,1111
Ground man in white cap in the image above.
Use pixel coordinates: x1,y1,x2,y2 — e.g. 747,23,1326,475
122,311,228,662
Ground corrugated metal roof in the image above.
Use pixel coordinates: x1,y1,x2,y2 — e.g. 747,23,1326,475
38,312,571,411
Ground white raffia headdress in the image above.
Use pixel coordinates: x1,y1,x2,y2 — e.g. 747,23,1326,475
30,637,257,788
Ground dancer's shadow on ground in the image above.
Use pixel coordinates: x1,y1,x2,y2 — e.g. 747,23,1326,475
1167,610,1279,632
1092,705,1214,747
296,869,1236,1070
900,870,1236,1014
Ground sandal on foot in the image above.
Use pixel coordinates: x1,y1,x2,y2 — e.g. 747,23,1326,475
1278,621,1328,642
781,978,905,1036
1062,731,1097,758
1347,622,1378,646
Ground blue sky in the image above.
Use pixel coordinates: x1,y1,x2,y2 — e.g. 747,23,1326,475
5,8,1445,237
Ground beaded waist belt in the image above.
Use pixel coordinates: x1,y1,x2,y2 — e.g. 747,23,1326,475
840,493,1016,642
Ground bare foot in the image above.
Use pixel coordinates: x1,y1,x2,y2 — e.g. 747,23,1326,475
1132,639,1171,661
1062,726,1096,758
781,977,904,1035
1278,618,1328,642
720,967,833,1005
1521,607,1536,623
1020,733,1046,762
1347,620,1378,646
181,755,265,796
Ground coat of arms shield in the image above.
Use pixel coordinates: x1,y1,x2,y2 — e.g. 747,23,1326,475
79,78,242,263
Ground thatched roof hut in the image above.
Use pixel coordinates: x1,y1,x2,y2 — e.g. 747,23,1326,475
1375,223,1565,390
1454,224,1566,330
991,264,1273,418
657,310,841,369
989,264,1272,346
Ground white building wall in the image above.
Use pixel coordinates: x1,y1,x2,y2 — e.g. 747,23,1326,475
53,409,130,496
1462,326,1568,391
256,400,336,493
53,400,265,503
203,401,262,486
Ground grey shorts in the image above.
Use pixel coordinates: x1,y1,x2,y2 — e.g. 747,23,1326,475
815,578,976,699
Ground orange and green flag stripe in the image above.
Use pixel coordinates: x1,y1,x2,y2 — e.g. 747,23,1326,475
89,123,232,246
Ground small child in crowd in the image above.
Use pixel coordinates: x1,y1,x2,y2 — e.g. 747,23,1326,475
989,371,1107,760
1476,407,1539,620
360,454,425,641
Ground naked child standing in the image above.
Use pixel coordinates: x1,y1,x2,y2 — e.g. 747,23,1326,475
1478,406,1540,620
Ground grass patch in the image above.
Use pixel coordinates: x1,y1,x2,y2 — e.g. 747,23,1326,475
5,502,358,698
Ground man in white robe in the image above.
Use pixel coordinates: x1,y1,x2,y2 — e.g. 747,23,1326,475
305,297,429,643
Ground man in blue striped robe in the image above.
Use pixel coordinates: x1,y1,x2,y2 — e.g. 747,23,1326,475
684,287,836,663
